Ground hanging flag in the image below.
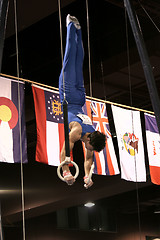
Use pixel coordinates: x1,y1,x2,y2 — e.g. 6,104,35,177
83,99,119,176
0,76,28,163
112,105,146,182
144,113,160,185
32,84,65,166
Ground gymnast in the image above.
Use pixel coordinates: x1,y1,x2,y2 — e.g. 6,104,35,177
59,14,106,189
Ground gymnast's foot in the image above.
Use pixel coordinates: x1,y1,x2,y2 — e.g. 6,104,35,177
84,175,93,189
63,170,75,185
66,14,81,29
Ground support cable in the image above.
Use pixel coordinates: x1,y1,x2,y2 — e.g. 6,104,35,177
125,7,133,108
57,0,65,101
0,201,3,240
85,0,94,121
13,0,26,239
0,2,9,239
100,60,107,101
124,5,142,240
0,0,9,73
57,0,70,158
86,0,92,98
138,1,160,33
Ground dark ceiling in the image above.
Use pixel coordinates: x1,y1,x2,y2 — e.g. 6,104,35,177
2,0,160,110
0,0,160,227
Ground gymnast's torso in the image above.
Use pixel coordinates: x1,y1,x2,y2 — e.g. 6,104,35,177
68,104,95,137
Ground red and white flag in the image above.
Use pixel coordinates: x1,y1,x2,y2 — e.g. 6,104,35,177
32,85,64,166
112,105,146,182
144,113,160,185
83,99,119,176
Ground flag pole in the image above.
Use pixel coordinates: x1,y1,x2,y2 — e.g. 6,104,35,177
0,0,9,73
124,0,160,134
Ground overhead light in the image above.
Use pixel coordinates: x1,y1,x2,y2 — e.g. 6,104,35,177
154,210,160,214
154,206,160,214
84,202,95,208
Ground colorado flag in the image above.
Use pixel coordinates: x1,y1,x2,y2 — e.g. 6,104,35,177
112,105,146,182
0,76,27,163
32,84,64,166
144,113,160,185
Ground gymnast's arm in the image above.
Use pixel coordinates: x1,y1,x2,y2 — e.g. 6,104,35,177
84,149,94,176
61,121,82,171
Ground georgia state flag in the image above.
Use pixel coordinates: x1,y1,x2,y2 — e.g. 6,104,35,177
0,76,28,163
32,84,65,166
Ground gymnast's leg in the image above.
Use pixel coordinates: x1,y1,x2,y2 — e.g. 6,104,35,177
59,22,77,103
75,28,86,107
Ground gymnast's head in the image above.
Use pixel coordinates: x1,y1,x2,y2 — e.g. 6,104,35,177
87,131,106,152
